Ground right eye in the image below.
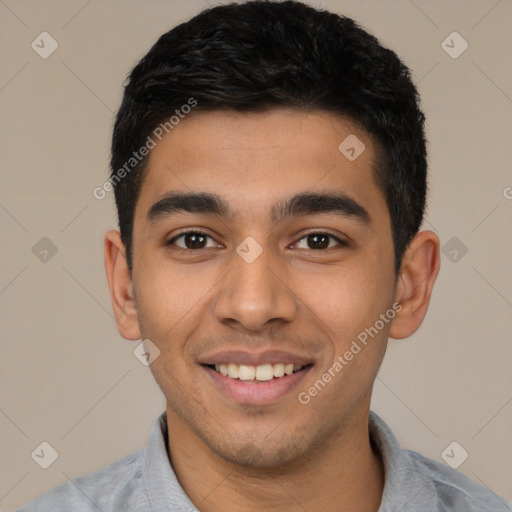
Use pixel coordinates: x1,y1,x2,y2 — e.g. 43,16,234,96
167,231,220,251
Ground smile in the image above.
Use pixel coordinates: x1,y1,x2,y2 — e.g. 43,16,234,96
210,363,307,382
202,362,313,405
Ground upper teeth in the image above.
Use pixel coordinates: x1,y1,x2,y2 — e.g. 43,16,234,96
214,363,303,381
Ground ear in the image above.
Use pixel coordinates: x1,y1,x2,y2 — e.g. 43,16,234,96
389,230,441,340
104,230,141,340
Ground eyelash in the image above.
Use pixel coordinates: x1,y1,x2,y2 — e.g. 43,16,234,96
166,229,348,251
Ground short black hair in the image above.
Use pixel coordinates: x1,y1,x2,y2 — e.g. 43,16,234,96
110,0,427,274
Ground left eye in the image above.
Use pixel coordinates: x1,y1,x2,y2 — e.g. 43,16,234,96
169,232,218,250
294,233,345,250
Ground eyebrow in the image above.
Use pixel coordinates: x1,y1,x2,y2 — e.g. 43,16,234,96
146,191,371,225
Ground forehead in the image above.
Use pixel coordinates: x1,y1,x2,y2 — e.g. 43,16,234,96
135,109,387,223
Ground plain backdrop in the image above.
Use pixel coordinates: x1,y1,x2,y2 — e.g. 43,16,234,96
1,0,511,509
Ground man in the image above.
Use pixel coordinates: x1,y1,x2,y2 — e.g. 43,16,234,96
19,1,510,510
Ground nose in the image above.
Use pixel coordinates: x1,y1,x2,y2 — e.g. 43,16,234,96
212,243,297,332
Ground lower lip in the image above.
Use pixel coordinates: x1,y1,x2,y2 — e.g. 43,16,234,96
203,365,312,405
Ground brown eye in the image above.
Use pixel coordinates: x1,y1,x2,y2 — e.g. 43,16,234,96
169,231,216,250
295,232,346,250
307,234,329,249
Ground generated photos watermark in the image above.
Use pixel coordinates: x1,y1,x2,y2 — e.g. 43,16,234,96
298,302,402,405
93,97,198,200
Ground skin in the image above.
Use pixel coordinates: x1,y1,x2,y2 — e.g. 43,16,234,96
104,109,440,511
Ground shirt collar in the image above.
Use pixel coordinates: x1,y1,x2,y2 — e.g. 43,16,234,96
369,411,437,511
143,412,197,511
144,410,434,511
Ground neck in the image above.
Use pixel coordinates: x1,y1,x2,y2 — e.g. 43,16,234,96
165,406,384,512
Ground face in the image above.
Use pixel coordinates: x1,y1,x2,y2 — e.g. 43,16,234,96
128,109,398,468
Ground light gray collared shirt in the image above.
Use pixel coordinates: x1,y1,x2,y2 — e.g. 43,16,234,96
18,411,510,511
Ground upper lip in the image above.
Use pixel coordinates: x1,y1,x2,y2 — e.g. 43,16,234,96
199,349,313,367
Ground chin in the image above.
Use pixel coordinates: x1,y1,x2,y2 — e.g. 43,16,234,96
208,434,310,471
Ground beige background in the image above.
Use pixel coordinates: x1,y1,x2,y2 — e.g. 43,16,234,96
1,0,511,509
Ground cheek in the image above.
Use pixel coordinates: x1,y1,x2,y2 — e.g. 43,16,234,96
134,264,213,401
298,262,392,338
296,259,394,394
135,260,215,339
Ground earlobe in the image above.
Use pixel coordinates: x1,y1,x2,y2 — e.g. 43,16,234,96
389,230,441,340
104,230,141,341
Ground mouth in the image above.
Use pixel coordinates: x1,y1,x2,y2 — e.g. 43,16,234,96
201,360,313,405
204,362,311,382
